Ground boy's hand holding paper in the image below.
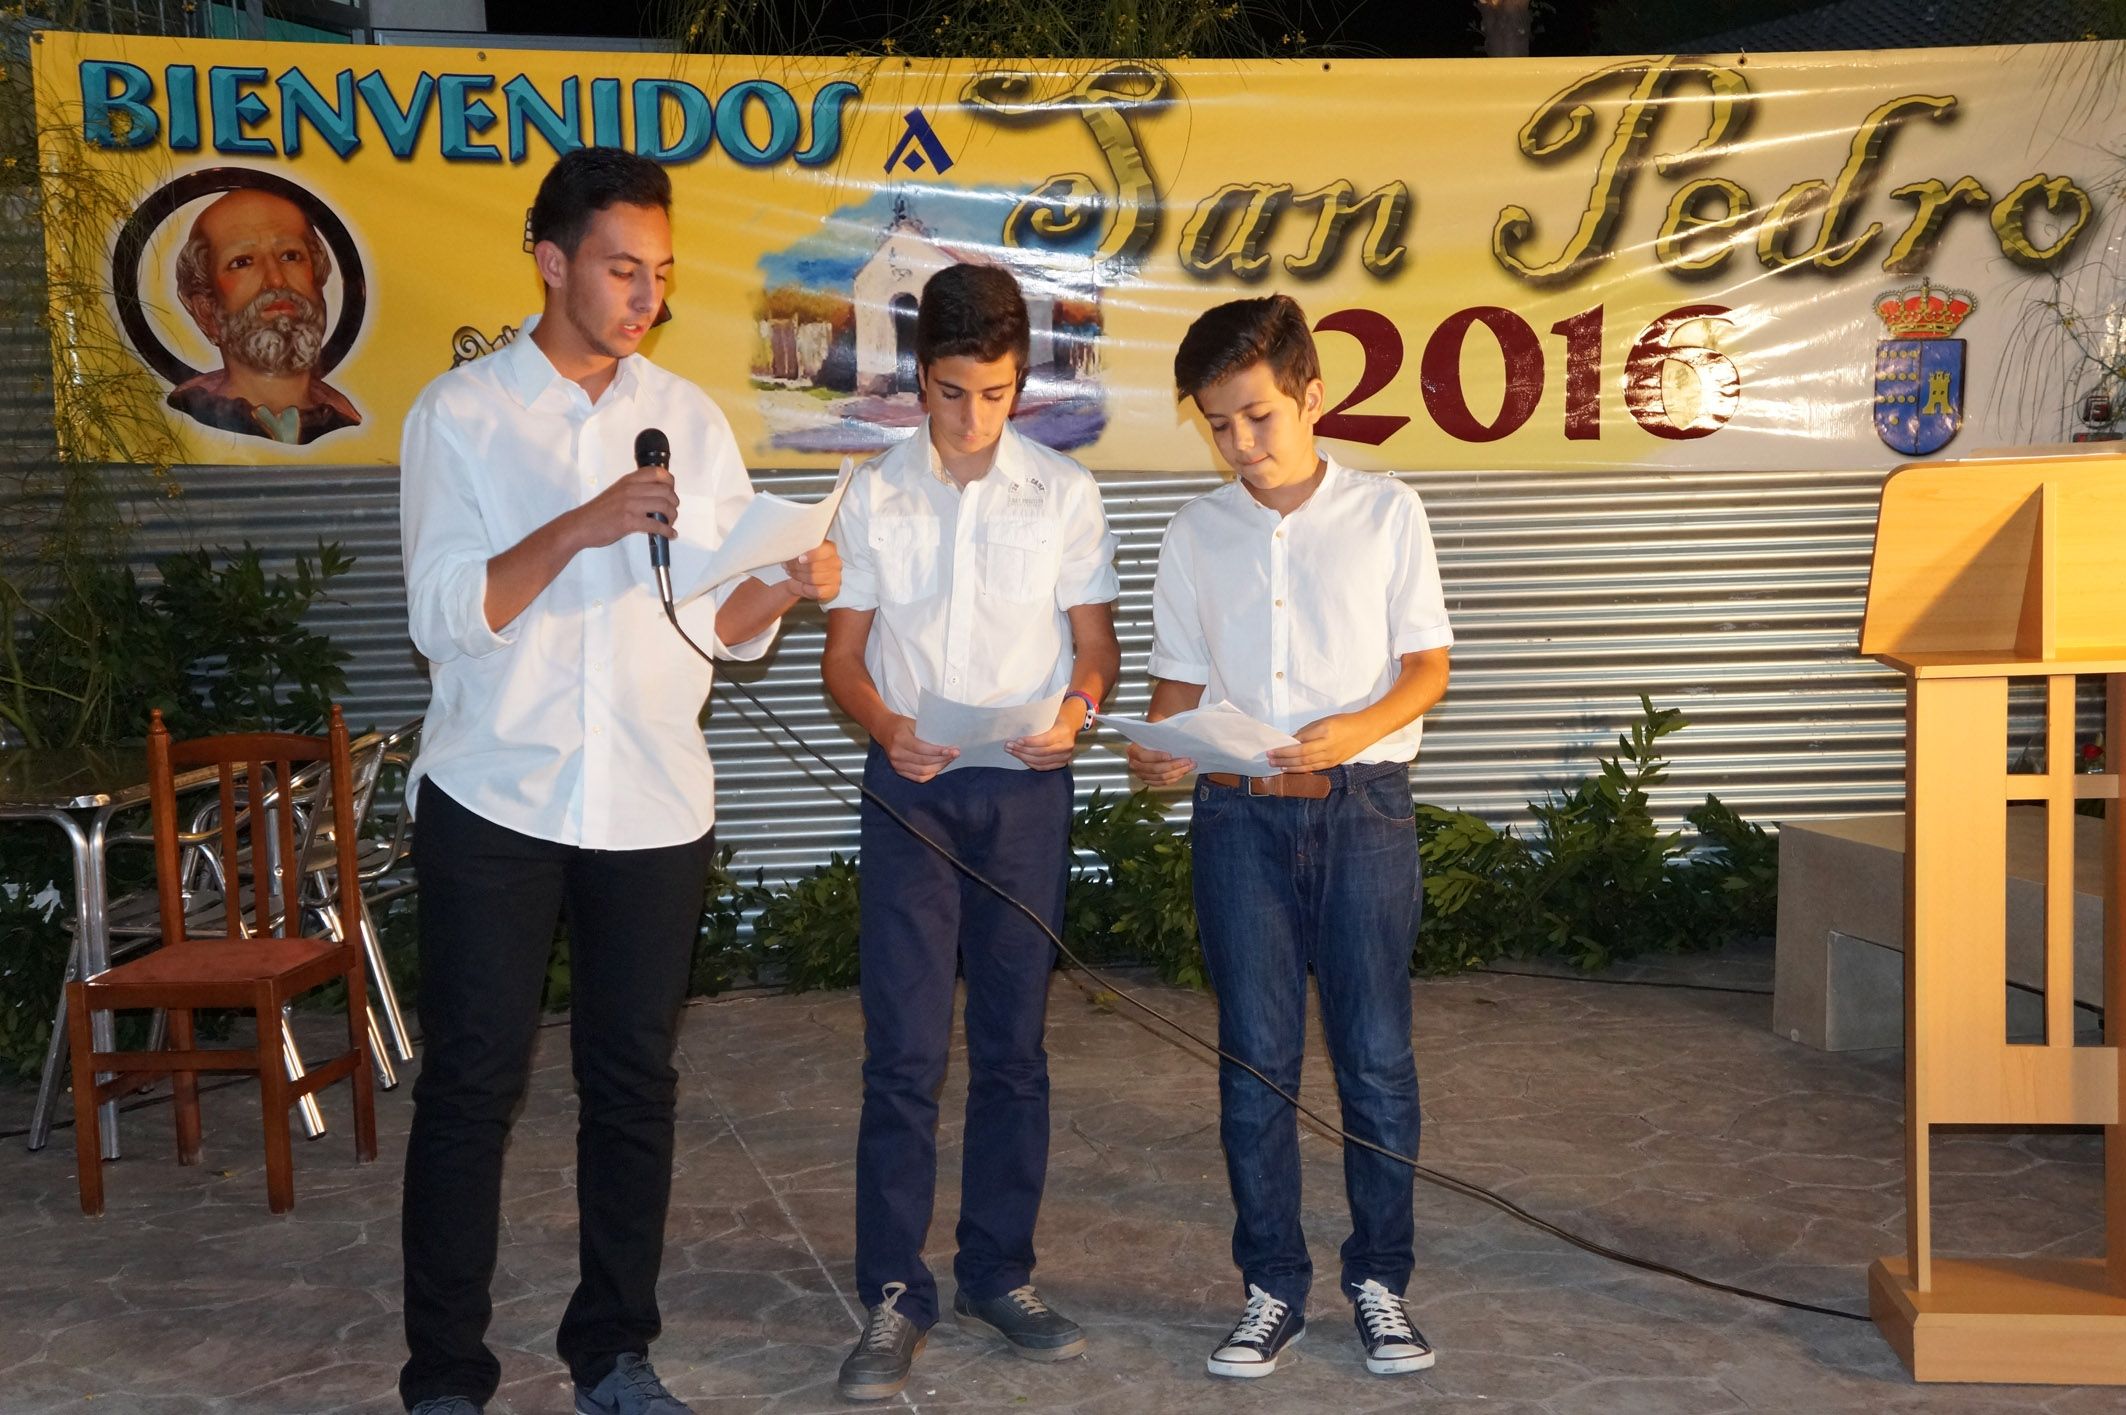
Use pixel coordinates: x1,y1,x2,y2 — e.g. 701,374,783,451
914,689,1069,773
683,457,856,599
1268,711,1379,772
1098,700,1298,778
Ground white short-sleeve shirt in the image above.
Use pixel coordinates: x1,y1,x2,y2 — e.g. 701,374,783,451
399,316,782,849
1149,452,1453,764
827,419,1119,717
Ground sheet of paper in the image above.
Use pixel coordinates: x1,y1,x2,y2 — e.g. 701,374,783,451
915,689,1067,773
1094,700,1298,777
684,457,855,599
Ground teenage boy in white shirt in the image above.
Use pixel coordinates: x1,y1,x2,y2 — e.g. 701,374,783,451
1128,294,1452,1382
820,264,1120,1402
396,148,838,1415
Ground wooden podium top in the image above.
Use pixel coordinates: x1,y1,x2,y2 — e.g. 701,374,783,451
1860,449,2126,667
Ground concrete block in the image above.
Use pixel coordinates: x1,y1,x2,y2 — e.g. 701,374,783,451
1773,809,2106,1051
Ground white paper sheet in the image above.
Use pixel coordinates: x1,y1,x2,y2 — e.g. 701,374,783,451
914,689,1067,772
1094,700,1298,777
683,457,855,599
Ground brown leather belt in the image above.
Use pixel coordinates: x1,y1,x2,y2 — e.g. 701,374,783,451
1200,771,1333,800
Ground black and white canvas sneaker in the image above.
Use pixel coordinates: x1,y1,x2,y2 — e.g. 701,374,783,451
1351,1278,1435,1375
1206,1284,1305,1379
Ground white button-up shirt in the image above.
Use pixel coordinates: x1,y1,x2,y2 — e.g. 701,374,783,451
400,317,780,849
827,420,1119,715
1149,452,1453,764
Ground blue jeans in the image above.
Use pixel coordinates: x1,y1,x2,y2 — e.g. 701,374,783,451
1190,760,1423,1316
853,745,1073,1329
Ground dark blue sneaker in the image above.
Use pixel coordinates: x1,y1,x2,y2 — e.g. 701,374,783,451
952,1284,1087,1361
838,1280,927,1402
574,1352,692,1414
1206,1284,1304,1378
1351,1278,1435,1374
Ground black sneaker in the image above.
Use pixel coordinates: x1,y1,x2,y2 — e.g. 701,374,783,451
952,1284,1087,1361
408,1401,481,1415
1351,1278,1435,1375
838,1281,927,1402
1206,1284,1304,1378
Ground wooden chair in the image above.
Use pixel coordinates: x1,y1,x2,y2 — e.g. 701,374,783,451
64,707,377,1216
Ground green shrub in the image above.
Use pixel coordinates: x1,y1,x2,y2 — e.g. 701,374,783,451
0,868,69,1079
0,546,352,1080
1414,696,1779,974
1066,787,1203,987
6,543,351,749
1679,794,1779,944
1412,804,1531,974
748,853,862,992
691,845,752,997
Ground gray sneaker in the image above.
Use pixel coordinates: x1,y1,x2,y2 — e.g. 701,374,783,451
574,1352,692,1414
838,1280,927,1402
408,1401,481,1415
953,1284,1087,1361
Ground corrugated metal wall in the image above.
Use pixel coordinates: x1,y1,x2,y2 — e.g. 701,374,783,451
117,458,1916,880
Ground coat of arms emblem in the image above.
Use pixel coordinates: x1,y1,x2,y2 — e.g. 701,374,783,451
1873,282,1974,456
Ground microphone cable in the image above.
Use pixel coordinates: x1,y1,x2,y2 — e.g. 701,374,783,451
662,596,1872,1325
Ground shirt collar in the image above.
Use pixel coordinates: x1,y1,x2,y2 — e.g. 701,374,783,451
1235,445,1339,517
1315,448,1344,499
497,313,640,413
907,417,1028,493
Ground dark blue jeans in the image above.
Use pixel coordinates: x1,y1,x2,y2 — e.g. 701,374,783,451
854,745,1072,1328
1190,760,1423,1317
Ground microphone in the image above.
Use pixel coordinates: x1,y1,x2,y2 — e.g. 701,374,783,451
635,427,673,606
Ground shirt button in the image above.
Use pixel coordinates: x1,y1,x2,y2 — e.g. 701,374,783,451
591,725,604,736
593,599,604,609
1275,671,1284,679
1274,598,1284,607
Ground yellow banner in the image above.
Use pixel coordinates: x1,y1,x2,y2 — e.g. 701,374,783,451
32,31,2126,470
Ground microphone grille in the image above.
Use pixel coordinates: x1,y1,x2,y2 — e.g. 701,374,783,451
635,427,671,468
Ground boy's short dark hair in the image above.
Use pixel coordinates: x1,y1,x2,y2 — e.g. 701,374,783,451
916,264,1031,371
529,147,673,257
1173,294,1321,404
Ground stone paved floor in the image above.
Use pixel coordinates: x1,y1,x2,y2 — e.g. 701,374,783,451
0,941,2115,1414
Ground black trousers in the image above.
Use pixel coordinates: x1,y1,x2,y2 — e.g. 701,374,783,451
398,783,715,1409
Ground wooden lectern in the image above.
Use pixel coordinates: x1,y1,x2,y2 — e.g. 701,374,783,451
1860,449,2126,1383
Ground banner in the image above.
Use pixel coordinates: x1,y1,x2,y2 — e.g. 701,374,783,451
31,31,2126,470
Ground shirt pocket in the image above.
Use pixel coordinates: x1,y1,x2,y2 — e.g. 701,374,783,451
870,514,942,603
979,517,1060,605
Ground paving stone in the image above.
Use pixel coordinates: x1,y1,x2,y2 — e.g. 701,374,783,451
0,940,2113,1412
